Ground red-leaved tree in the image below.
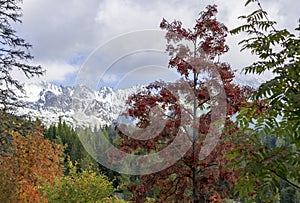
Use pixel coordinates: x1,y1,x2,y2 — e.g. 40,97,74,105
116,5,251,203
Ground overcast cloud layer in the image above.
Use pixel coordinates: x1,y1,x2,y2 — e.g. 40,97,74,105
14,0,300,87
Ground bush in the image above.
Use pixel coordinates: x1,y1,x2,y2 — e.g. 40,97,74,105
41,162,117,203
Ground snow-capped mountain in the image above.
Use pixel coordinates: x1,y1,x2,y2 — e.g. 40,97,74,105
17,81,144,128
16,73,264,129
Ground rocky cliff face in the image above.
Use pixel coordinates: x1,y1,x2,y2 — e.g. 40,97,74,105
17,81,144,128
16,72,262,128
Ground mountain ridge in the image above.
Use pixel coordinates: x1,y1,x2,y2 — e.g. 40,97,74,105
16,74,264,128
17,81,144,128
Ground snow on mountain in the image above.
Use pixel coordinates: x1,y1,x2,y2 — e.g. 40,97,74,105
234,70,273,88
16,73,266,129
16,81,144,128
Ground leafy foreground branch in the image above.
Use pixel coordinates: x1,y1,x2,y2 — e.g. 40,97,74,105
228,0,300,202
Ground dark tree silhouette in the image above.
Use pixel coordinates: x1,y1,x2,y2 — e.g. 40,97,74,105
0,0,43,110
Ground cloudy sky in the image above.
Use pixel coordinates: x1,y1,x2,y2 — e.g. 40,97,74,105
14,0,300,88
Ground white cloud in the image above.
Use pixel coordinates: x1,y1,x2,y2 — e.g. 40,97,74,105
42,61,78,82
15,0,300,86
12,61,77,84
18,0,101,61
102,74,118,84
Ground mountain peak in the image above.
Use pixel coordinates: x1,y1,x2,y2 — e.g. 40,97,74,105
17,82,144,128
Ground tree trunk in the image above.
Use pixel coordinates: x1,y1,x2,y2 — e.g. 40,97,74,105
192,167,198,202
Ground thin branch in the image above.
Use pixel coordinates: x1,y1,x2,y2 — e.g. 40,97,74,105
256,0,277,31
268,169,300,190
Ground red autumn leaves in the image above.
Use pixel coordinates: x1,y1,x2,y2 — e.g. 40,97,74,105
114,4,252,202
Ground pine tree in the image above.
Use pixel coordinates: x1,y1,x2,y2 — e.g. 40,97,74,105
0,0,43,110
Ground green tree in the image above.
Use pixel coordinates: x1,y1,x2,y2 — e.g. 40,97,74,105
279,181,300,203
228,0,300,201
45,120,120,183
45,119,91,172
77,126,121,185
0,0,43,110
41,161,126,203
